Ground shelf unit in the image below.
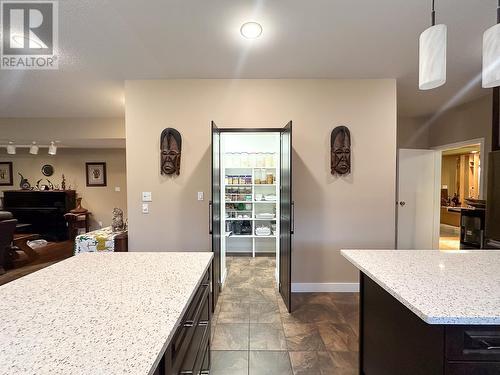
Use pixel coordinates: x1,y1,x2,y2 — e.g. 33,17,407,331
222,165,279,258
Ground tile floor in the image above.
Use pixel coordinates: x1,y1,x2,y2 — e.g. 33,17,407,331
211,256,359,375
439,224,460,250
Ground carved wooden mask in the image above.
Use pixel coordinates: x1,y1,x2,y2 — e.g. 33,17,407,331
160,128,182,175
331,126,351,175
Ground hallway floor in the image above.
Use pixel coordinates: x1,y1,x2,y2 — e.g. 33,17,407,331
211,256,359,375
439,224,460,250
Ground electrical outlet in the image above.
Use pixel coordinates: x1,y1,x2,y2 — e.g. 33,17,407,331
142,203,149,214
198,192,204,201
115,187,121,192
142,192,152,202
98,221,103,227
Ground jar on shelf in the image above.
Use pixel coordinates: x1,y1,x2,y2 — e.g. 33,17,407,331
264,153,273,168
266,172,274,185
254,169,261,184
270,153,276,167
224,176,229,185
249,153,257,168
233,153,241,168
241,152,249,168
256,153,265,168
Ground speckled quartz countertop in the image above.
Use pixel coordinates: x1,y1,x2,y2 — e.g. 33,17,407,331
341,250,500,325
0,252,213,375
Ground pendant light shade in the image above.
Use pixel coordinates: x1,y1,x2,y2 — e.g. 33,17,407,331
482,21,500,88
419,24,447,90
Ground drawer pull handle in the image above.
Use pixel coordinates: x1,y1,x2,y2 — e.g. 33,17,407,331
480,340,500,350
199,321,209,326
184,321,194,328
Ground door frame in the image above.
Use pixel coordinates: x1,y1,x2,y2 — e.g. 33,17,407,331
211,124,293,312
431,138,485,251
431,137,486,200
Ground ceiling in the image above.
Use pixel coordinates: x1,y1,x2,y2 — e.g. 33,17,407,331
0,0,496,118
442,144,481,156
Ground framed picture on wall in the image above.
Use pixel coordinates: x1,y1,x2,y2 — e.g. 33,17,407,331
86,162,107,187
0,162,13,186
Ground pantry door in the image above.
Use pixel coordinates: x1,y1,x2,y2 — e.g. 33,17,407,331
211,121,221,311
279,121,293,313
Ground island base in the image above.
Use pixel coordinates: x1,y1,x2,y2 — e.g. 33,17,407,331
359,272,500,375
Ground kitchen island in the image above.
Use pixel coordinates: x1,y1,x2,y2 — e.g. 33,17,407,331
342,249,500,375
0,252,213,375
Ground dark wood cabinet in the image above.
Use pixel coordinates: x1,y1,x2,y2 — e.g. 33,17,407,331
360,273,500,375
153,265,212,375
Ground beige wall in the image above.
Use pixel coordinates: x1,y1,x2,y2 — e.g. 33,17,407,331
427,94,492,150
429,94,492,197
0,148,127,230
398,115,430,149
125,79,397,283
0,117,125,148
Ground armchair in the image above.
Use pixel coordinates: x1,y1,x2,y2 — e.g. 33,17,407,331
0,211,17,275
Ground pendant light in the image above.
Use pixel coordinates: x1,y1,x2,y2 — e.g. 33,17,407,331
482,0,500,88
419,0,447,90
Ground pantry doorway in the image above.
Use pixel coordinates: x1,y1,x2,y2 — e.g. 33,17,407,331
211,122,293,313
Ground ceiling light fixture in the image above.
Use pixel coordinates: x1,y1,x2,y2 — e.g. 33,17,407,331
48,141,57,156
240,22,263,39
6,142,16,155
419,0,447,90
29,141,39,155
482,0,500,88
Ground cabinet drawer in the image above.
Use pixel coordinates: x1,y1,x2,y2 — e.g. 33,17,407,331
446,326,500,362
446,361,500,375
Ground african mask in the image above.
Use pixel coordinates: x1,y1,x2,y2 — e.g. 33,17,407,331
160,128,182,175
331,126,351,175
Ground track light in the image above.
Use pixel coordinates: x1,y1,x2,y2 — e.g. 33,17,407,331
6,142,16,155
29,142,39,155
48,141,57,155
419,0,447,90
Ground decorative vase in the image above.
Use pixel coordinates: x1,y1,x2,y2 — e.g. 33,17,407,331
71,197,88,214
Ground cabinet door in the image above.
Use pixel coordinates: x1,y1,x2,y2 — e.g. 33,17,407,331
279,121,293,313
211,121,221,311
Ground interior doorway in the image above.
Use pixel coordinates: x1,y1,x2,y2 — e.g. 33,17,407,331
219,131,281,284
397,139,485,251
211,123,293,312
437,141,483,250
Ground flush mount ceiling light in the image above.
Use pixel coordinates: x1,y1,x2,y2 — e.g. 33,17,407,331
482,1,500,88
419,0,447,90
29,141,39,155
48,141,57,156
240,22,263,39
6,142,16,155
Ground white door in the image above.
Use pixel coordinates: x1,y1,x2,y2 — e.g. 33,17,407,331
397,149,441,249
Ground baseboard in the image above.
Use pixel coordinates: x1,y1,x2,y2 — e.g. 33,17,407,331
291,282,359,293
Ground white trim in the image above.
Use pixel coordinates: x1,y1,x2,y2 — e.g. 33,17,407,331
291,282,359,293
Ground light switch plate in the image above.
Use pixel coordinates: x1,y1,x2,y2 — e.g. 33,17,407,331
142,203,149,214
115,187,121,192
142,192,152,202
197,192,204,201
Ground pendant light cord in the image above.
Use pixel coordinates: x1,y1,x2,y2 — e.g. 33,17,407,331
431,0,436,26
